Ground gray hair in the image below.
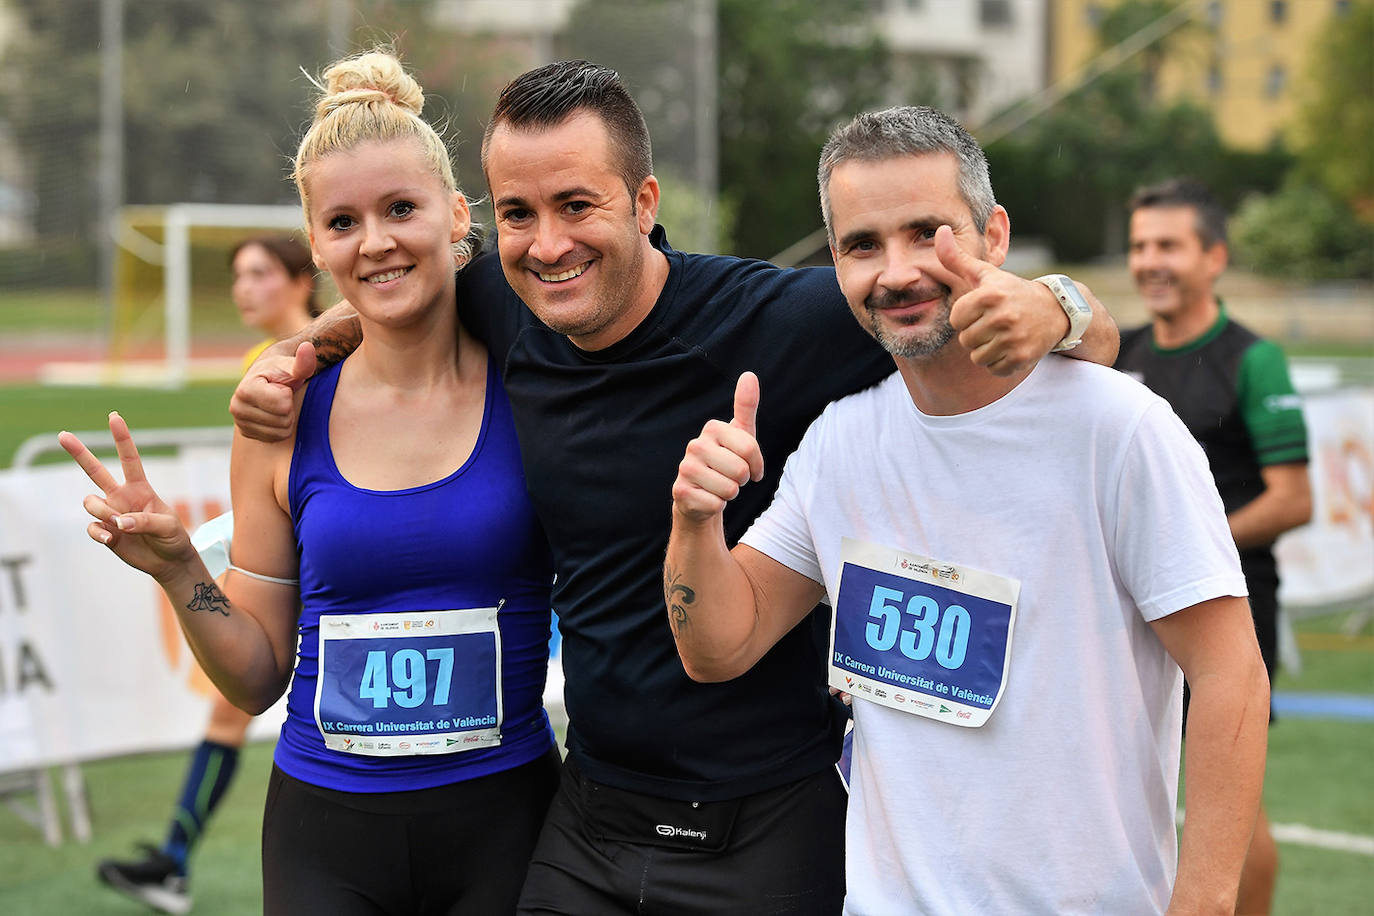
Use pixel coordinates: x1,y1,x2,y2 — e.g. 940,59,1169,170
818,106,995,240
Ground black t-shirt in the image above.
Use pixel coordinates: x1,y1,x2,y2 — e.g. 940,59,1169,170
459,227,893,799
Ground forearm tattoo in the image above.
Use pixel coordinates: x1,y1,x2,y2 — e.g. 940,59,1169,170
186,582,230,617
664,567,696,640
310,334,351,371
310,314,363,371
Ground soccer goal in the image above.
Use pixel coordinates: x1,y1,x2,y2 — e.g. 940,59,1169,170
42,203,310,388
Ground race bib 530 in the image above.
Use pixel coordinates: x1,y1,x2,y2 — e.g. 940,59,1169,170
830,538,1019,727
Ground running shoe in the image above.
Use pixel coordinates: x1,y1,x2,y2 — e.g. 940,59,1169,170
96,843,191,914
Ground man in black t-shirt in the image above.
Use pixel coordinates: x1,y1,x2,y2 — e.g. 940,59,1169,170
1116,178,1311,916
232,60,1121,915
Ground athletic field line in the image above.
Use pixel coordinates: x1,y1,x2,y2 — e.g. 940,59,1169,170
1296,632,1374,652
1271,823,1374,856
1178,811,1374,856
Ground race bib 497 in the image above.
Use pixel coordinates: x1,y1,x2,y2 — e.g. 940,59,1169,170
314,607,504,755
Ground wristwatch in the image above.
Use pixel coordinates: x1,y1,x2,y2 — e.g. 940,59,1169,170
1034,274,1092,353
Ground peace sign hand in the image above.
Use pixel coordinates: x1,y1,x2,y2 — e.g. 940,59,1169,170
59,412,197,584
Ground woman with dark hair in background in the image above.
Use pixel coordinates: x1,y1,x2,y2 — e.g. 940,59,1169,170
231,234,322,373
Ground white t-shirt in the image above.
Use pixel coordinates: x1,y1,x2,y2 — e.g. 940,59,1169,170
742,357,1246,915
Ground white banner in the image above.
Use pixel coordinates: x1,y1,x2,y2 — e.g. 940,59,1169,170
0,447,286,774
1276,387,1374,609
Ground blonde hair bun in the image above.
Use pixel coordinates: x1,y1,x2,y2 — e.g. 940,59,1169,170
293,48,474,266
315,51,425,120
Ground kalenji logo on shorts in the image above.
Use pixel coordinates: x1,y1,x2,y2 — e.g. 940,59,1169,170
655,824,708,841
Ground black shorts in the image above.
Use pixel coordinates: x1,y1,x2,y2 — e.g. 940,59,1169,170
1247,574,1279,679
262,746,560,916
517,757,847,916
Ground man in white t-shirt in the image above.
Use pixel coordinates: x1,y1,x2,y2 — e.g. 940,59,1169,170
663,106,1270,915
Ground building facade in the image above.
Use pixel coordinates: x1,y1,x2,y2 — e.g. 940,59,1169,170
869,0,1050,127
1049,0,1351,149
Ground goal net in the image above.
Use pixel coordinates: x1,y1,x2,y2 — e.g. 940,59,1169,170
44,203,324,387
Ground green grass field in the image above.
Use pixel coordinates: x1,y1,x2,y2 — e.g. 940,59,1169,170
1,353,1370,914
0,382,237,468
1,744,275,914
0,617,1368,914
2,289,110,335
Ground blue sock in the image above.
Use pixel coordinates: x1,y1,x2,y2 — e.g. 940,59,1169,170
162,740,239,874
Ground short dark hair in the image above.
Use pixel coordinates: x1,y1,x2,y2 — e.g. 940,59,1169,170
229,234,320,315
1128,178,1228,248
481,60,653,198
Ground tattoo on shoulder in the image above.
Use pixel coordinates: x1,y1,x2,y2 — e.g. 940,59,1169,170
664,567,696,639
186,582,230,617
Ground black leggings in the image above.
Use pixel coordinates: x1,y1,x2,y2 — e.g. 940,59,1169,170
262,747,561,916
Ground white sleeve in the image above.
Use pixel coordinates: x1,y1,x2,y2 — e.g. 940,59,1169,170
191,511,234,579
739,420,825,586
1112,401,1248,621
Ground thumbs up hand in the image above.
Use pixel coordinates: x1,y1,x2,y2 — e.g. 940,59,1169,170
928,225,1071,376
672,372,766,521
230,340,317,441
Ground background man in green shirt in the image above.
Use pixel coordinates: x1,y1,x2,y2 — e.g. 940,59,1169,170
1116,177,1312,916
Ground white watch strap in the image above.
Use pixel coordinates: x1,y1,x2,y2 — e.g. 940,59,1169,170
1034,274,1091,352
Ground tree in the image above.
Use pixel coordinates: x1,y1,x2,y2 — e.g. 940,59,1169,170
982,0,1290,261
985,70,1250,261
559,0,902,258
1231,176,1374,281
355,1,537,223
1,0,104,241
1094,0,1197,103
117,2,331,207
556,0,722,253
0,0,537,287
0,0,334,287
714,0,898,258
1293,0,1374,220
1220,0,1373,280
558,0,921,258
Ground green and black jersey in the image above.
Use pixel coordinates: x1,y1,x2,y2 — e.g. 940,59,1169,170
1116,308,1308,582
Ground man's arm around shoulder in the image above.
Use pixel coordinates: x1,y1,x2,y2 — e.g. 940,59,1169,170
229,301,362,441
1065,282,1120,367
929,228,1120,373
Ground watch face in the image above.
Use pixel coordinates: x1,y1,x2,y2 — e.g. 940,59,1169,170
1048,275,1091,317
1037,274,1091,351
